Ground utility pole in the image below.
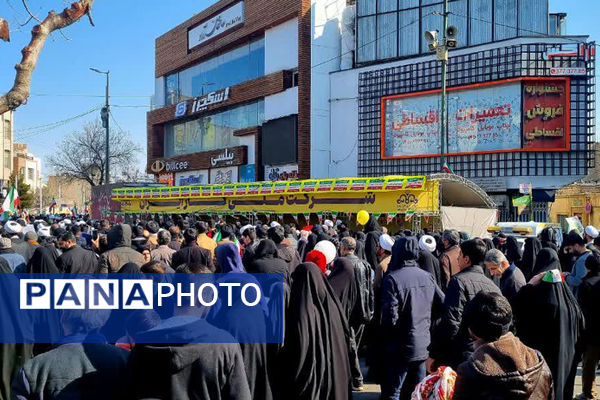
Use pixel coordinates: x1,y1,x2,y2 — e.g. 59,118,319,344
440,0,448,170
90,68,110,185
424,0,457,171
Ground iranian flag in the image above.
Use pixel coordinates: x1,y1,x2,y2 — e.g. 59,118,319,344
1,184,19,220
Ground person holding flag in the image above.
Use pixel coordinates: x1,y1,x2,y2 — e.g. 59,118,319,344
0,183,19,221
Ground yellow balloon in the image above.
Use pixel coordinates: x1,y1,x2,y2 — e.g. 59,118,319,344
357,210,370,225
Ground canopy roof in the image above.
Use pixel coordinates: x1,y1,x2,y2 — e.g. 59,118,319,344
429,173,496,209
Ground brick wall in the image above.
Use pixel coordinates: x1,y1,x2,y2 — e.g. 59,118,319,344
297,0,311,179
155,0,301,78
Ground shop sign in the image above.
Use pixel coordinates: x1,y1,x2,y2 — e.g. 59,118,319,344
549,67,586,76
470,178,507,193
188,2,244,49
157,173,174,186
239,164,256,183
265,164,298,181
210,147,237,168
211,166,238,184
151,160,190,173
382,77,570,159
151,146,247,174
175,170,208,186
174,87,230,118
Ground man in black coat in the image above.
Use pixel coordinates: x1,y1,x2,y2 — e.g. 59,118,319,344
56,232,99,274
427,238,502,371
484,249,526,308
11,309,129,399
576,250,600,400
172,228,215,271
381,237,444,400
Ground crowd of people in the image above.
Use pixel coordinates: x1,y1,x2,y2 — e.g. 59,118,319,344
0,213,598,400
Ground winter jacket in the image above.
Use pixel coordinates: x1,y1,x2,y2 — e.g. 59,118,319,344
242,240,260,269
578,273,600,346
429,264,502,368
99,224,145,273
129,318,251,400
56,245,99,274
381,237,445,362
418,249,443,288
12,341,129,399
440,245,461,290
11,238,35,264
172,242,215,271
499,264,526,308
151,245,176,268
345,253,375,326
566,251,591,295
276,240,301,274
453,333,554,400
0,250,26,273
197,233,217,259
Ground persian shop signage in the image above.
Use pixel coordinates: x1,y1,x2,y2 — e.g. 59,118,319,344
151,146,248,174
381,78,569,159
175,87,230,118
188,1,244,50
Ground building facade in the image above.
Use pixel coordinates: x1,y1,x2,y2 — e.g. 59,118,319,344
148,0,349,184
44,175,91,212
13,143,42,194
329,0,596,221
0,112,13,191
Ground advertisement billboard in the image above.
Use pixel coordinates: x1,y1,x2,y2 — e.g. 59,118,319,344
381,78,570,159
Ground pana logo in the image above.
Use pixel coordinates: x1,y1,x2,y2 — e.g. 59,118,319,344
151,160,165,173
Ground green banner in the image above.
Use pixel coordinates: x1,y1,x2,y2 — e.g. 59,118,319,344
512,195,531,207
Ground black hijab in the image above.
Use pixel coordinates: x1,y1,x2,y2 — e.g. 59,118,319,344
26,247,59,274
540,227,558,252
519,237,542,280
483,238,495,252
118,262,143,275
328,257,357,323
281,263,351,400
254,239,278,259
504,236,522,264
514,277,584,400
531,248,561,277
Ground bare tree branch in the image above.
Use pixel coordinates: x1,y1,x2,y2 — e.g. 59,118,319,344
0,0,95,114
21,0,42,23
47,120,142,187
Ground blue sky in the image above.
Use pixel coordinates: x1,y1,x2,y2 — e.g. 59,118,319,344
0,0,597,177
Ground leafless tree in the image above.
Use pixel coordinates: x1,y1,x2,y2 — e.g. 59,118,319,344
0,0,95,114
47,120,142,186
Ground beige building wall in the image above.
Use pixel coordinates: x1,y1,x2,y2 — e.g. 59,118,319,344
13,142,42,194
0,112,13,189
45,175,92,211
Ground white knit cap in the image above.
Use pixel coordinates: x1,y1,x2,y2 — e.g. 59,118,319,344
314,240,337,264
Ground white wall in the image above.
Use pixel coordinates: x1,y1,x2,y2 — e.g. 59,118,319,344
265,18,298,75
311,0,347,179
264,87,298,121
329,71,358,178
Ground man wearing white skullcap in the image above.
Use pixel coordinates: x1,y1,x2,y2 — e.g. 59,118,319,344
584,225,599,250
418,235,443,287
375,234,395,294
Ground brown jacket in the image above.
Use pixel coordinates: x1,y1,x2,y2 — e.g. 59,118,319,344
440,245,461,289
453,333,554,400
197,233,217,258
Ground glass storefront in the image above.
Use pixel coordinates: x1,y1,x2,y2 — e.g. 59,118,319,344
165,37,265,105
164,100,265,157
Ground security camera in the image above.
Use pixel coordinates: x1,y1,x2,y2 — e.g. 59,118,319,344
446,25,458,39
424,30,438,44
446,38,458,48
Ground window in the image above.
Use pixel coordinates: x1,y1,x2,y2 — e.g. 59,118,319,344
4,151,10,169
28,168,34,181
164,100,265,157
164,38,265,106
3,119,10,140
356,0,550,63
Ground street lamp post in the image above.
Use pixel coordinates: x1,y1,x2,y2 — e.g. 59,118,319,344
424,0,458,171
90,68,110,185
